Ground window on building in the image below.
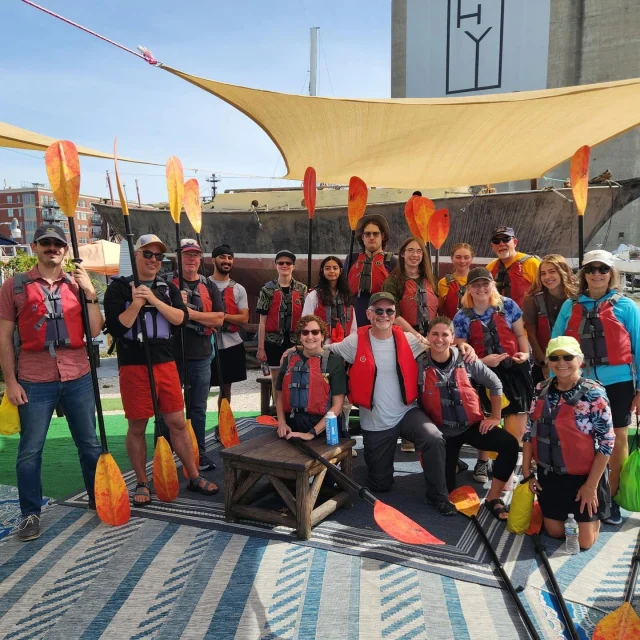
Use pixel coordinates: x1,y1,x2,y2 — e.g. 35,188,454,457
7,196,12,204
23,193,34,205
16,195,21,203
7,209,13,217
41,195,48,205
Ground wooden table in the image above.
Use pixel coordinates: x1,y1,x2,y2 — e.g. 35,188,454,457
220,431,355,540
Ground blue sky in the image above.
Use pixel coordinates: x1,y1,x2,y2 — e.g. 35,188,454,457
1,0,391,202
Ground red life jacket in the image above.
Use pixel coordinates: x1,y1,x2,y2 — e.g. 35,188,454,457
14,273,85,355
220,279,240,333
530,378,599,475
281,350,332,416
398,277,438,334
491,254,536,308
462,301,519,358
418,352,484,432
313,291,354,337
564,294,632,368
348,325,418,410
348,252,393,296
532,291,552,353
167,274,213,337
439,273,466,320
264,280,305,334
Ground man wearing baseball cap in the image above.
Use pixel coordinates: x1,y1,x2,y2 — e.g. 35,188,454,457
0,224,104,540
486,226,540,309
348,213,397,327
104,234,218,506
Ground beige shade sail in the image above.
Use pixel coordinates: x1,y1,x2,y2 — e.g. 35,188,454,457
77,239,121,276
163,65,640,189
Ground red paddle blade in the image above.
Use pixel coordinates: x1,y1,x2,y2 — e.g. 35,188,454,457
404,196,421,239
570,145,590,216
303,166,317,219
428,208,450,250
449,485,481,517
592,602,640,640
256,415,278,427
348,176,368,230
373,500,444,545
526,500,543,535
413,196,435,244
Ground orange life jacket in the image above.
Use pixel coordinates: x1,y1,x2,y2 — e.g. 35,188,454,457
264,279,305,334
348,325,418,410
167,274,213,337
398,277,438,334
491,255,536,308
220,279,240,333
281,350,332,416
347,252,393,296
462,301,519,359
439,273,465,320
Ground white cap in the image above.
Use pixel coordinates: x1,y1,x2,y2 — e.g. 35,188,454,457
325,412,335,418
582,250,615,268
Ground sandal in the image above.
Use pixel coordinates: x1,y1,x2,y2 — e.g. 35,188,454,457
133,482,152,507
485,498,509,521
187,475,219,496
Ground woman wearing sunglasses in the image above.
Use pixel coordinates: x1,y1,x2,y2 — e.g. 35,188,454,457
275,316,346,441
302,256,356,344
523,255,578,384
438,242,475,320
522,336,614,549
552,250,640,525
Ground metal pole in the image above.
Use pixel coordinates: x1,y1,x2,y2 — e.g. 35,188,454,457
135,179,142,207
106,170,115,204
309,27,319,96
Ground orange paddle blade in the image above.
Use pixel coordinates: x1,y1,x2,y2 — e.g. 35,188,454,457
404,197,421,239
303,167,317,219
449,485,481,517
413,196,435,244
256,415,278,427
428,208,450,250
152,436,179,502
218,398,240,447
182,419,199,480
45,141,80,218
592,602,640,640
347,176,368,230
570,145,590,216
373,500,444,545
330,322,345,344
113,138,130,217
183,178,202,234
94,453,130,526
526,500,543,535
166,156,185,224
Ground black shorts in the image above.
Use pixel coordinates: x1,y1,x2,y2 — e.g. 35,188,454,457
537,470,611,523
604,380,635,428
264,337,293,368
211,342,247,386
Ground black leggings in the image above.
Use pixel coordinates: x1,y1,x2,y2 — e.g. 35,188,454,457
444,422,519,492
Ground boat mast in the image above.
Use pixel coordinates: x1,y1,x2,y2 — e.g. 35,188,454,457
310,27,319,96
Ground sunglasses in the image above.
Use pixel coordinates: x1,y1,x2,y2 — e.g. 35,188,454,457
491,236,512,245
548,354,576,362
372,307,396,316
276,261,293,266
141,250,165,261
363,231,381,238
38,239,66,248
584,264,611,275
300,329,321,336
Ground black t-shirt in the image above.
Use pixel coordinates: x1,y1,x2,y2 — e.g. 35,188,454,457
104,276,188,367
432,353,453,370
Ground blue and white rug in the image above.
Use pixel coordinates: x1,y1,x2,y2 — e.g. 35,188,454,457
0,485,51,542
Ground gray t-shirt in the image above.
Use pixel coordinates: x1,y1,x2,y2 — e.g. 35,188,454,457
327,331,425,432
210,278,248,350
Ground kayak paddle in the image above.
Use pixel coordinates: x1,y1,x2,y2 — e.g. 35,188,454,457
303,166,317,287
570,145,590,267
428,208,450,280
344,176,368,275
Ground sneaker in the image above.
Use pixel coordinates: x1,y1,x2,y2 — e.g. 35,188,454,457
198,454,216,472
473,460,490,484
436,500,457,516
603,501,622,525
17,515,41,542
88,498,96,511
400,439,415,453
456,459,469,474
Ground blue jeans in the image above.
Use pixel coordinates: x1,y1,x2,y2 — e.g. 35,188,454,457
17,373,102,517
177,358,211,457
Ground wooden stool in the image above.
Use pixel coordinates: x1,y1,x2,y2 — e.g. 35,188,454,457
256,376,273,414
220,431,355,540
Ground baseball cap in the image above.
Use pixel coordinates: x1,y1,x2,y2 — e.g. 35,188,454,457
467,267,494,284
369,291,396,306
491,226,516,240
582,249,615,268
33,225,68,246
546,336,583,358
275,250,296,264
180,238,202,253
134,234,167,253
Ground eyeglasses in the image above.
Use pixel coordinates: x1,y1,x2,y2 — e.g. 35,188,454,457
584,264,611,275
300,329,321,336
276,261,293,266
140,250,165,261
491,236,512,245
38,239,66,248
548,354,577,362
403,248,422,255
372,307,396,316
363,231,381,238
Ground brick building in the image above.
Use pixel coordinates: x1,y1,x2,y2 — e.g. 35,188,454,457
0,183,104,245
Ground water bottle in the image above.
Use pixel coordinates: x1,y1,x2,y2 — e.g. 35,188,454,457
261,362,270,376
564,514,580,555
325,411,339,446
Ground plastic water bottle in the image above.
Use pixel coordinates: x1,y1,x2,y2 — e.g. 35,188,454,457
564,514,580,555
325,411,339,446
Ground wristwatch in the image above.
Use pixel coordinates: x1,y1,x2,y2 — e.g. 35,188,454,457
309,427,317,438
86,298,99,304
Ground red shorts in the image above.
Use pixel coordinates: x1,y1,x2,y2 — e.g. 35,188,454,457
119,361,184,421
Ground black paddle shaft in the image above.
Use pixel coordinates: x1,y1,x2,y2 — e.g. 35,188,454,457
578,216,584,268
307,218,313,287
67,220,108,452
625,554,640,603
174,225,190,420
344,231,356,277
471,516,541,640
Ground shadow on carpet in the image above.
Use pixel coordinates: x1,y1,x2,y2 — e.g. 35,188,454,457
61,419,536,590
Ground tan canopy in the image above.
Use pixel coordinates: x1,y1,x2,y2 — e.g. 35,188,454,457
164,65,640,189
77,239,121,276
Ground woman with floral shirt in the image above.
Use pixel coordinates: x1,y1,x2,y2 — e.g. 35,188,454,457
522,336,614,550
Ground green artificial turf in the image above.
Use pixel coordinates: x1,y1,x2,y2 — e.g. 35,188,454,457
0,411,258,500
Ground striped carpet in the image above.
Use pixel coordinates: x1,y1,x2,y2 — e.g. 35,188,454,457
0,504,572,640
0,485,51,542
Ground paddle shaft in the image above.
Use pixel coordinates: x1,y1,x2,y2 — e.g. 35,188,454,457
174,225,191,420
307,218,313,287
344,231,356,277
434,248,440,282
471,515,541,640
532,534,579,640
67,220,108,452
196,233,206,277
625,554,640,603
578,215,584,268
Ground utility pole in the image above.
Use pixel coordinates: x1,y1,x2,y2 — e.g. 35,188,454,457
310,27,319,96
106,170,115,204
205,173,220,201
135,179,142,206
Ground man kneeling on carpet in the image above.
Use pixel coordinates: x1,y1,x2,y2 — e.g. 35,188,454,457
104,234,218,506
522,336,614,550
276,315,346,441
418,316,519,521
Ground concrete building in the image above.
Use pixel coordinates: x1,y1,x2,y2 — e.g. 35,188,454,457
391,0,640,250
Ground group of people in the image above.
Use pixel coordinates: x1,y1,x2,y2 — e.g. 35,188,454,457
1,213,638,551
